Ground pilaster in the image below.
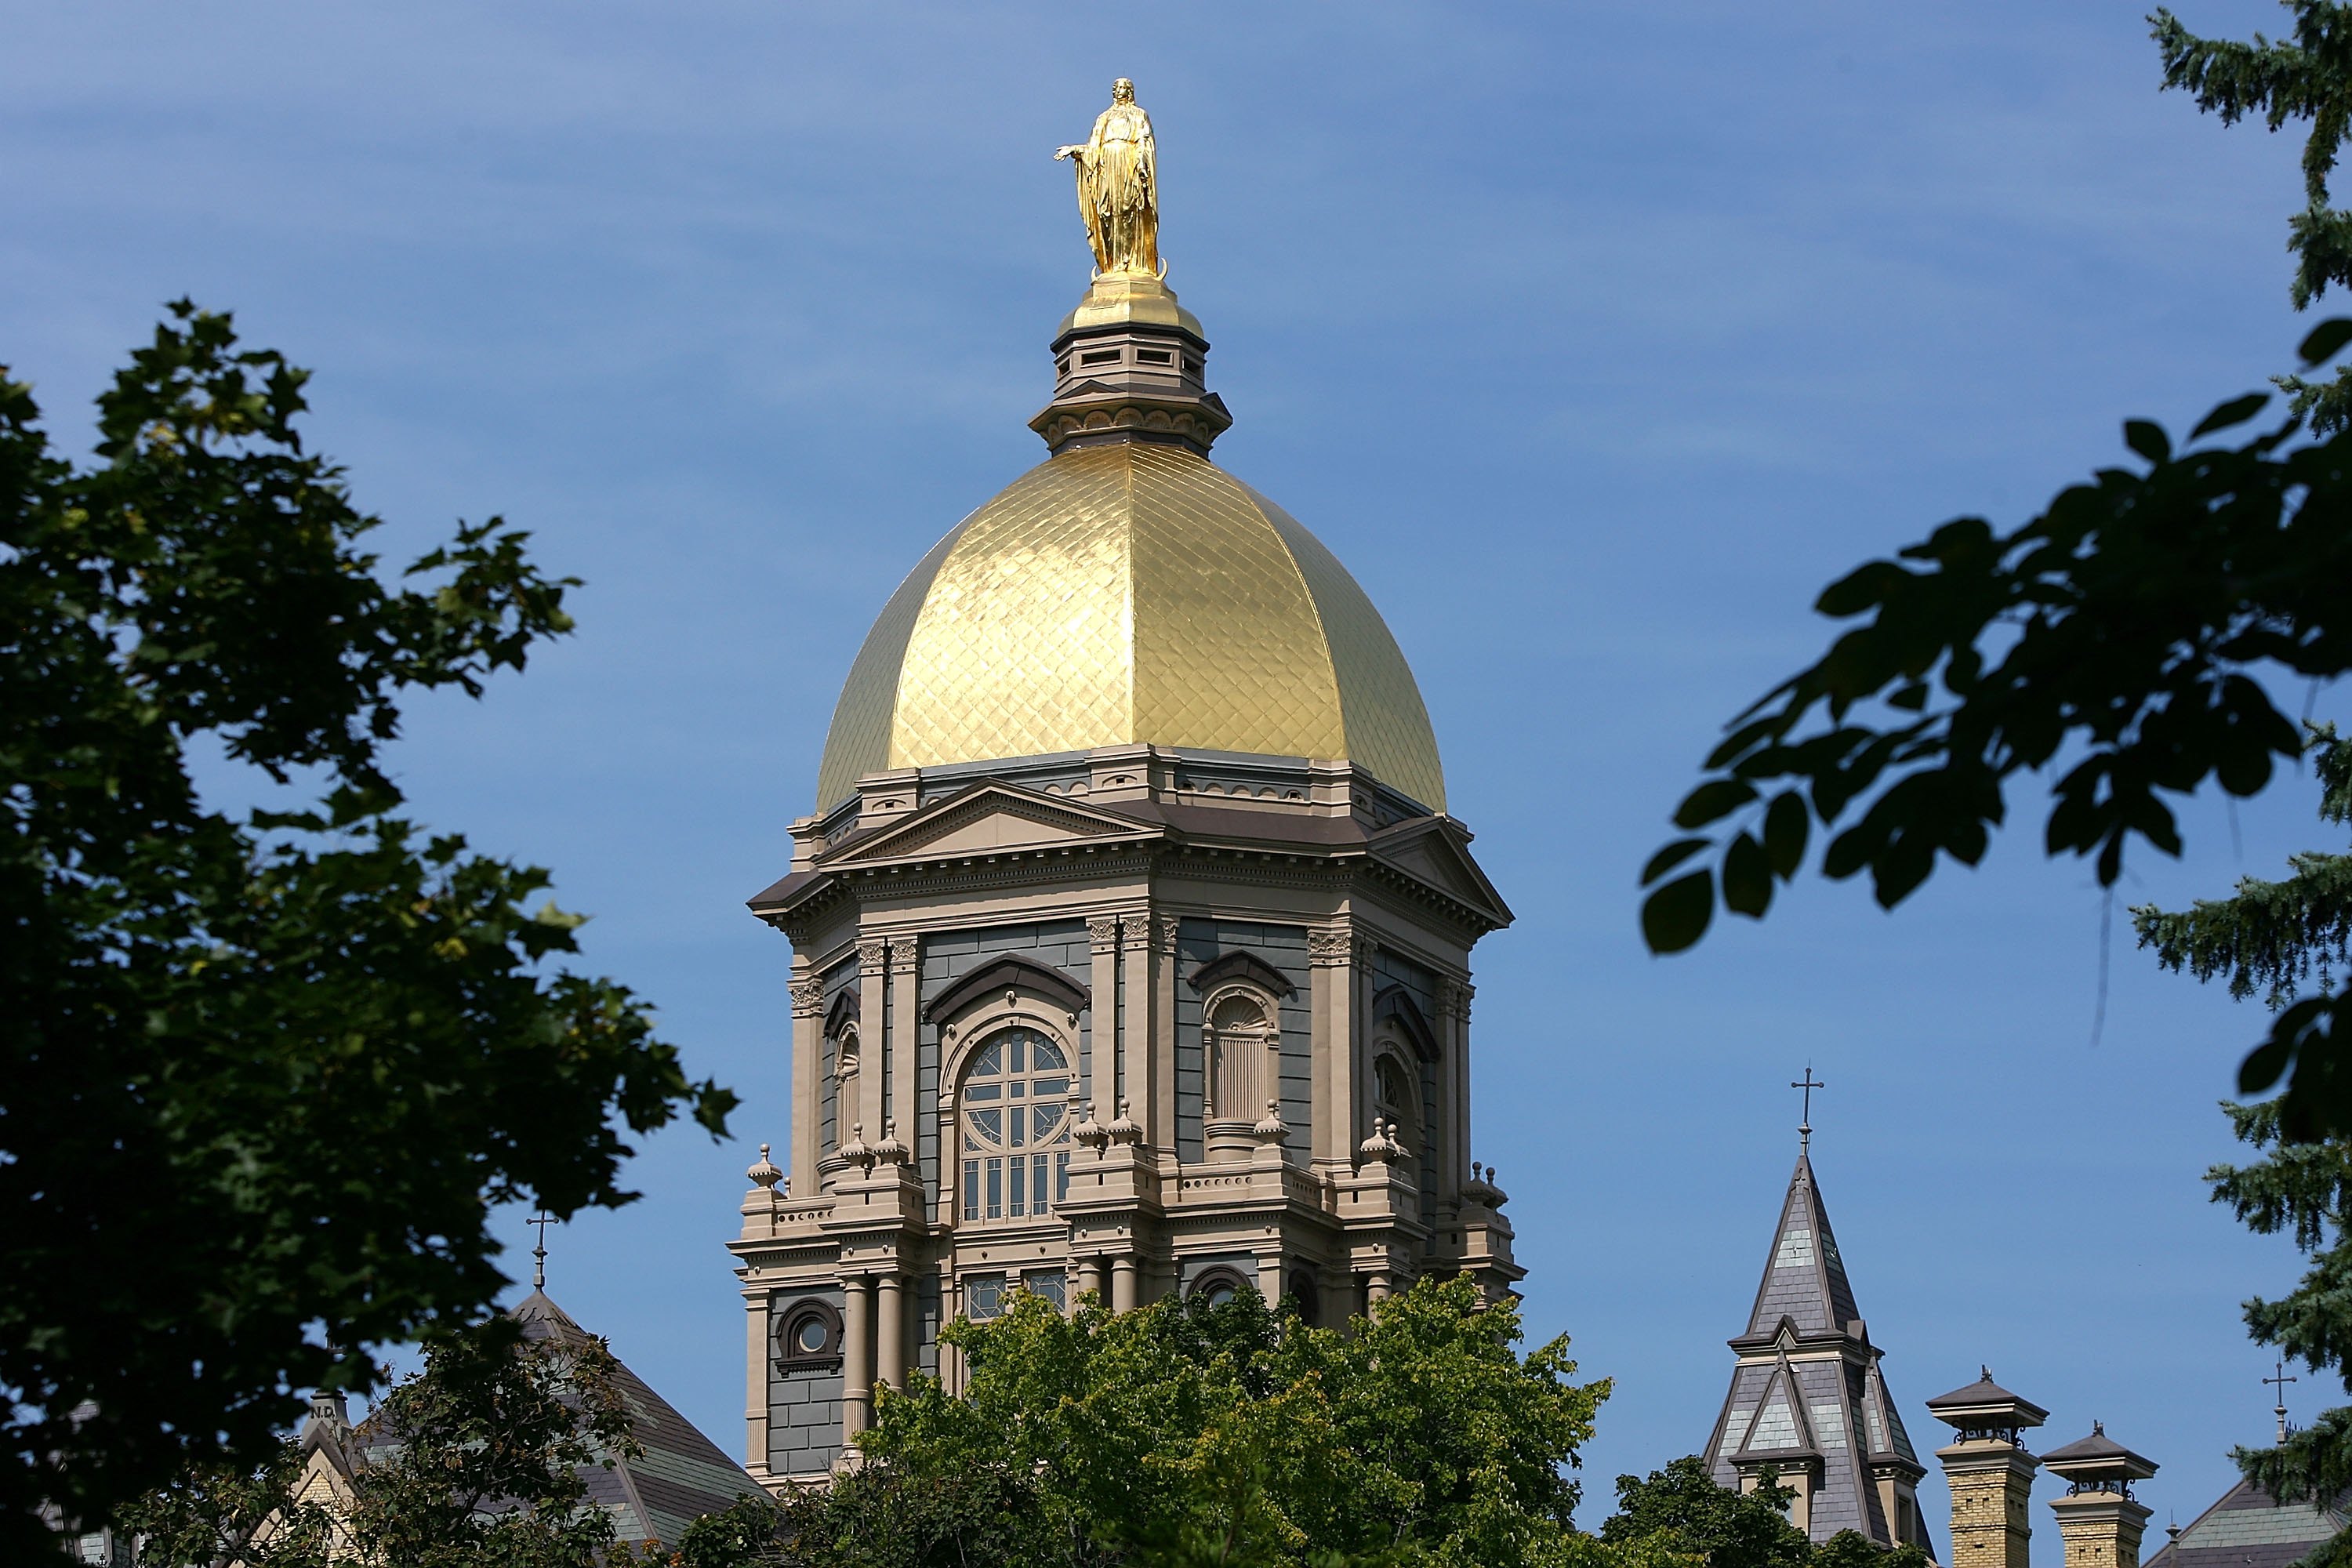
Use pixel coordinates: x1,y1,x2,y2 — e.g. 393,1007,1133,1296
1309,927,1352,1169
788,971,824,1197
856,939,887,1144
888,942,919,1161
1088,916,1123,1128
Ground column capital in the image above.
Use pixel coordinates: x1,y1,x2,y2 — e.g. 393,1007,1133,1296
1308,928,1352,967
789,978,826,1018
1152,913,1182,955
887,941,920,976
856,937,888,970
1087,915,1122,955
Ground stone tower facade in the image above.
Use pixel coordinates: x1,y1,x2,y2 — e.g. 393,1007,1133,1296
727,220,1521,1485
1928,1370,2048,1568
1703,1137,1933,1552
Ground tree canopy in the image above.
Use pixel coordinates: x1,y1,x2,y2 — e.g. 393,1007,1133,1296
1,305,735,1552
786,1278,1607,1568
1638,5,2352,1139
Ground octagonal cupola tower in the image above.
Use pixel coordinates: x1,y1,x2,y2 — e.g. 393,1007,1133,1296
729,80,1519,1487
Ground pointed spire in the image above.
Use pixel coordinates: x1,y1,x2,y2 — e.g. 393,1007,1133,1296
1708,1116,1930,1555
1740,1143,1861,1338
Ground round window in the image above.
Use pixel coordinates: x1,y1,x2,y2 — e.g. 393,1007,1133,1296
1200,1281,1238,1307
795,1318,829,1354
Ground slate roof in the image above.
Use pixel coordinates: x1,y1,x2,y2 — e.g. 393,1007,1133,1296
1706,1149,1927,1553
1739,1151,1862,1339
2143,1479,2349,1568
508,1290,764,1549
1925,1369,2049,1425
337,1291,762,1552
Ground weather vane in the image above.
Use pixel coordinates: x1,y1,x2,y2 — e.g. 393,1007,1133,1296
526,1210,556,1291
2267,1358,2299,1443
1791,1064,1825,1151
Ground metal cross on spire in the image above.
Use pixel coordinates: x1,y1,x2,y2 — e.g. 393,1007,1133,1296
526,1211,556,1291
1791,1064,1825,1151
2267,1359,2299,1444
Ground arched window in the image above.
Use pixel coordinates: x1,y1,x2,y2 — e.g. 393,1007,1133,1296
1189,1266,1254,1308
1373,1051,1417,1135
959,1026,1075,1224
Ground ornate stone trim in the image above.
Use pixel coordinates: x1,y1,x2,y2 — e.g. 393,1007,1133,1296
1087,916,1122,955
789,978,826,1018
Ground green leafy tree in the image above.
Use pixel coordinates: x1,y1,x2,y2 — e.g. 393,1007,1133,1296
1636,5,2352,1139
2139,724,2352,1542
340,1320,648,1568
129,1316,670,1568
2152,2,2352,431
1598,1458,1807,1568
1595,1458,1928,1568
794,1276,1607,1568
2,305,735,1553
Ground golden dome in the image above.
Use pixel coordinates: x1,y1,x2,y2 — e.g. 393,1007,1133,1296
816,441,1446,812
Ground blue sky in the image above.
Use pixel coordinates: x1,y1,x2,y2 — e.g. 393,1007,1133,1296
5,0,2342,1543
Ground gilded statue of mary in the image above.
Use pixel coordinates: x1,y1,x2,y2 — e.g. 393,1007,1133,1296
1054,78,1161,279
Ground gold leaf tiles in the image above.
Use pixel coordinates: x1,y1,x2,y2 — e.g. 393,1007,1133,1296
815,442,1446,813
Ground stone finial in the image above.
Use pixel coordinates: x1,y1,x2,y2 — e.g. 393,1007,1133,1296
1105,1097,1143,1145
873,1121,909,1167
746,1142,783,1190
1073,1107,1109,1150
840,1122,875,1172
1253,1099,1290,1144
1357,1119,1407,1164
1464,1162,1504,1209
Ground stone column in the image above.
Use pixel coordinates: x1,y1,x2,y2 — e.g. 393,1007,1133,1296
1152,915,1181,1151
1112,1254,1139,1313
744,1288,771,1473
1121,920,1152,1137
857,940,888,1144
789,972,825,1196
1366,1272,1392,1307
1443,979,1473,1200
875,1272,905,1394
1353,935,1381,1151
1258,1251,1284,1305
889,943,920,1157
840,1275,874,1445
1088,917,1122,1128
1309,928,1352,1167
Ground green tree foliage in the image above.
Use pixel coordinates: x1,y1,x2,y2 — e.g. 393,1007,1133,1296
2198,1102,2352,1533
2136,724,2352,1009
1594,1458,1927,1568
129,1317,668,1568
2,306,735,1552
777,1277,1608,1568
2139,726,2352,1538
1598,1458,1807,1568
1638,5,2352,1139
2152,2,2352,430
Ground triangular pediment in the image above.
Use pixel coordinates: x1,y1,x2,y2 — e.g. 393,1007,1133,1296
821,781,1164,869
1366,818,1513,926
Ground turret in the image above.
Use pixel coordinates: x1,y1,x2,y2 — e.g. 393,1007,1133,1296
1928,1368,2048,1568
2044,1423,2158,1568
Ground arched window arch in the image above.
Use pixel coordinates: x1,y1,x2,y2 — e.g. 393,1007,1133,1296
1202,985,1279,1161
1371,1046,1417,1137
958,1025,1076,1224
